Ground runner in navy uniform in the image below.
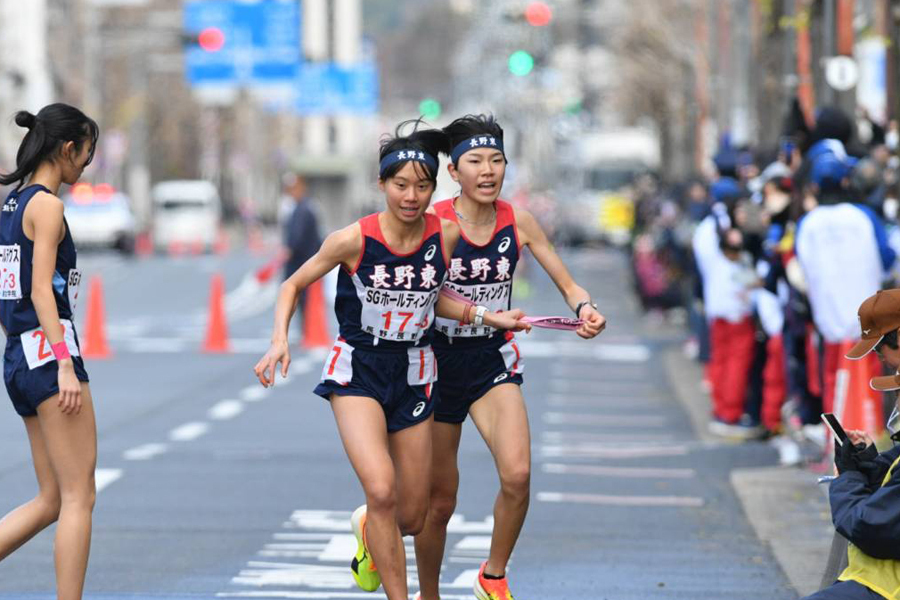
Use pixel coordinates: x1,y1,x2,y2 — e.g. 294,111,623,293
0,104,99,600
253,121,529,600
413,115,607,600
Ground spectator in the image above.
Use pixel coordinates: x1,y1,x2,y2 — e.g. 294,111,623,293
281,173,322,335
803,289,900,600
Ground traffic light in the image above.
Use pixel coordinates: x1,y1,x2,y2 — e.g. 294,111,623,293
198,27,225,52
419,98,442,120
508,50,534,76
524,2,552,26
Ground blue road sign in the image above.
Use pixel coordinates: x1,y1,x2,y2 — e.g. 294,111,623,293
184,0,301,88
295,62,380,115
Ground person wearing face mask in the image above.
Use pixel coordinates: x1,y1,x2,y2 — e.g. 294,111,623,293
801,289,900,600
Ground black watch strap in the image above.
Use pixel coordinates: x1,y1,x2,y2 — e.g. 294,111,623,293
574,300,596,318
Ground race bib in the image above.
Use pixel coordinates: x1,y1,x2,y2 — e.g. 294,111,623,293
21,319,80,370
358,287,438,343
67,269,82,311
0,244,22,300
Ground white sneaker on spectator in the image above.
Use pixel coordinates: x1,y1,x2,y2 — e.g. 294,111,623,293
770,434,803,466
802,423,827,449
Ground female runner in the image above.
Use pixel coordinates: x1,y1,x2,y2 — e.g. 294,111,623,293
253,121,529,600
413,114,606,600
0,104,99,600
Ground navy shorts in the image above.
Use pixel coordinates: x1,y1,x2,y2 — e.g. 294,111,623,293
313,338,438,433
4,330,90,418
433,334,524,424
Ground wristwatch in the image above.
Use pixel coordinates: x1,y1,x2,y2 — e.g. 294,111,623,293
574,300,597,318
474,305,488,327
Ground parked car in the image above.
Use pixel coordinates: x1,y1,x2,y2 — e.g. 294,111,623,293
151,180,221,252
63,183,137,254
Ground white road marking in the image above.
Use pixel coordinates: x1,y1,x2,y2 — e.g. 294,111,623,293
546,394,661,407
542,463,696,478
542,412,668,427
540,443,690,459
541,430,675,443
209,400,245,420
453,535,492,551
291,357,314,375
95,468,123,492
170,421,210,442
241,385,269,402
123,443,168,461
537,491,704,507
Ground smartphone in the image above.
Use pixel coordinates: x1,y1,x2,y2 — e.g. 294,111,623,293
822,413,849,446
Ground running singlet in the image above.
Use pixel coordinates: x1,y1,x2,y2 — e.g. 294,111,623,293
0,184,81,336
432,198,519,341
334,212,448,350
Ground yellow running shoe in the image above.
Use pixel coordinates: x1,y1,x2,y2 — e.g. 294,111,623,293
350,505,381,592
474,561,515,600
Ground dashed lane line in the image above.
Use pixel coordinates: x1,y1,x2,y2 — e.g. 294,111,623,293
537,491,704,507
169,421,210,442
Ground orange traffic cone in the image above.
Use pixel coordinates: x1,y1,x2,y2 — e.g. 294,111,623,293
834,341,884,439
214,225,229,255
135,231,153,257
81,276,112,359
202,273,231,353
302,279,330,349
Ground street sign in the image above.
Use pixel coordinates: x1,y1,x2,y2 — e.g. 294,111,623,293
184,0,301,89
295,62,379,115
825,56,859,91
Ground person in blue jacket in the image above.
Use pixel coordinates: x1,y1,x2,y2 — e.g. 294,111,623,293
803,288,900,599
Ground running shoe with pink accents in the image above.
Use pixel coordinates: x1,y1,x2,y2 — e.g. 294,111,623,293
474,561,515,600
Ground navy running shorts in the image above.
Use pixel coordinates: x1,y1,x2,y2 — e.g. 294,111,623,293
4,324,90,417
313,337,438,433
433,334,524,424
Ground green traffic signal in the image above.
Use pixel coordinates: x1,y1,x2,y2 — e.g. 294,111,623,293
508,50,534,76
419,98,442,120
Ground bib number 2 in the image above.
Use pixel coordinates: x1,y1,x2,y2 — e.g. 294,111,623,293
21,319,80,370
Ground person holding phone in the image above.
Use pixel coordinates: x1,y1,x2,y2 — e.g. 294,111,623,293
801,289,900,599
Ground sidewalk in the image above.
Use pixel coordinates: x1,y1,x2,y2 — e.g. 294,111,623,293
662,331,834,598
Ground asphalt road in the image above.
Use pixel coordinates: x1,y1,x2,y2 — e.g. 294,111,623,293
0,246,798,599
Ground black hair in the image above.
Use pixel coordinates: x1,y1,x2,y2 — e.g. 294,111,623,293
443,114,504,165
0,103,99,190
877,329,899,352
378,119,449,184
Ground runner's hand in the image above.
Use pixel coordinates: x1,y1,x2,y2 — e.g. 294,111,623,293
492,309,531,333
57,360,82,414
576,305,606,339
254,339,291,387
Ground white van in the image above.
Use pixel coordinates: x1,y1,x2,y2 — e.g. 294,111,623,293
151,180,221,252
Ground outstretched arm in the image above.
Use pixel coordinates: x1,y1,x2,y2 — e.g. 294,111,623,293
254,223,361,386
515,208,606,339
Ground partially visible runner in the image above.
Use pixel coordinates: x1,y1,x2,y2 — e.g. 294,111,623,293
253,121,530,600
0,104,99,600
413,114,607,600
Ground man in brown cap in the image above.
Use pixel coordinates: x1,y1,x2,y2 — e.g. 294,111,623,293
803,290,900,600
846,289,900,390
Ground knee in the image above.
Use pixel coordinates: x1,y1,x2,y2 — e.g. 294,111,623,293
398,507,427,537
364,482,396,515
427,489,457,526
34,492,61,526
499,463,531,499
60,483,96,513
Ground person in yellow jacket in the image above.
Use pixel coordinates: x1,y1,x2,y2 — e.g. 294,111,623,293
804,289,900,599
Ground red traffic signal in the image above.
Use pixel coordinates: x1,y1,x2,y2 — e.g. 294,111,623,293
525,2,552,26
198,27,225,52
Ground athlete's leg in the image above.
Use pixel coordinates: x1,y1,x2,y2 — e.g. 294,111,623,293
0,415,62,561
331,394,408,600
413,421,463,600
469,383,531,577
388,415,434,536
37,382,97,600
